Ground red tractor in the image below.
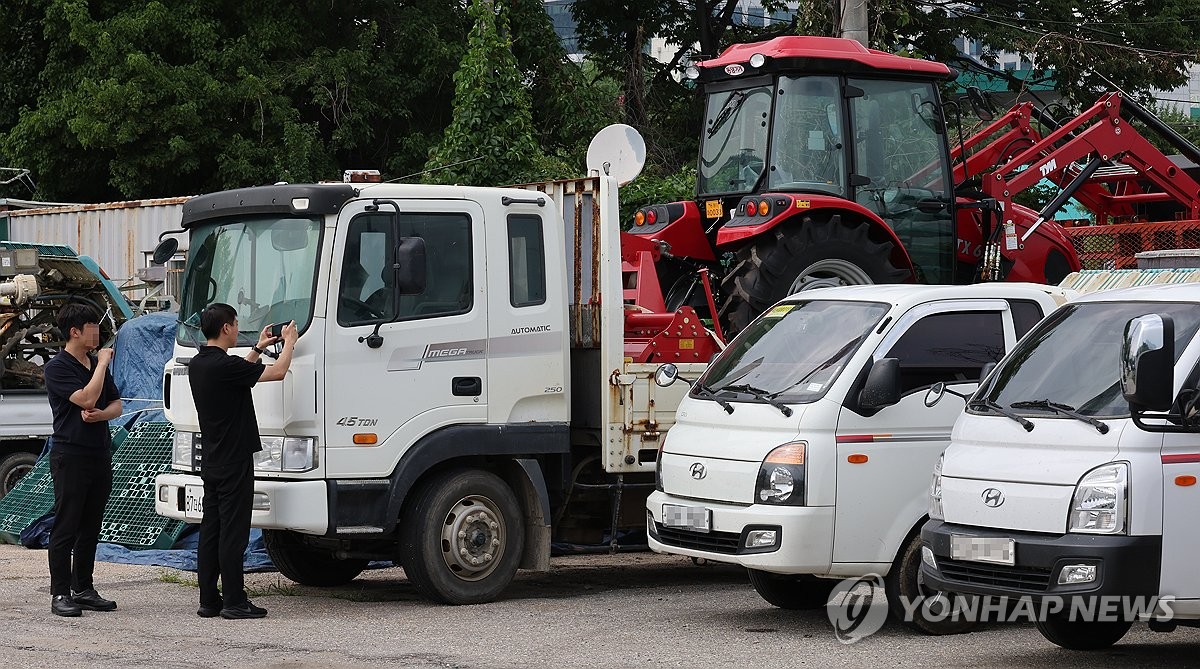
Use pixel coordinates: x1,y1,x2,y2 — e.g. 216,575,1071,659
629,36,1086,334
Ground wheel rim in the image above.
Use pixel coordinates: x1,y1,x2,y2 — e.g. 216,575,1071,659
440,494,506,582
2,461,33,495
789,259,874,294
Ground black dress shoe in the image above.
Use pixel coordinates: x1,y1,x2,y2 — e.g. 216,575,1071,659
72,589,117,611
197,603,221,618
52,595,82,617
220,599,267,619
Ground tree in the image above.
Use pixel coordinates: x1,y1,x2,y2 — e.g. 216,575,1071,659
423,0,545,186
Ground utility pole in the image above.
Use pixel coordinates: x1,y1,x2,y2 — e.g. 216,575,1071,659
836,0,869,47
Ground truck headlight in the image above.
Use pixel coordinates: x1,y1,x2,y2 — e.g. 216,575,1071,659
929,453,945,521
1068,462,1128,534
756,442,805,505
254,436,318,472
173,431,194,469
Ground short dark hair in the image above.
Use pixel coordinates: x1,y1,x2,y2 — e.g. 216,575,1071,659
57,303,101,337
200,303,238,339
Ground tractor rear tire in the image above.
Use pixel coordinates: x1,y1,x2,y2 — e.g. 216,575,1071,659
719,214,911,335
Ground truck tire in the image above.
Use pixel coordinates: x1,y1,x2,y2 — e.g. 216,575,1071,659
747,569,836,610
400,468,524,605
1035,615,1133,650
0,451,38,499
262,529,368,586
719,214,911,334
886,533,976,635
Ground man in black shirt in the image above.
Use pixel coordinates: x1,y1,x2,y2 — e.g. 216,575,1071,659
188,303,296,620
42,304,123,617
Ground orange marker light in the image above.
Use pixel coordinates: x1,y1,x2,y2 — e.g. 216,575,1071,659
765,442,806,465
847,454,869,464
758,200,770,216
353,433,378,445
634,211,645,226
1176,475,1196,487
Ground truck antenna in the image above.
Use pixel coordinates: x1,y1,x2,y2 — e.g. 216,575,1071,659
386,156,485,183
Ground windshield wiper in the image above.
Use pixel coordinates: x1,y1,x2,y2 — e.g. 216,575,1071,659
968,398,1035,432
706,90,748,138
1010,399,1110,434
714,383,793,417
694,382,735,414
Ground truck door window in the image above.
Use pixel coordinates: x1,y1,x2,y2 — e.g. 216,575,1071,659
1008,299,1044,339
885,311,1005,394
396,212,473,320
507,214,546,307
338,215,398,326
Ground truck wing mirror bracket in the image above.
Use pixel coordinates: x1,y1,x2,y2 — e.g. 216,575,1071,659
859,357,901,410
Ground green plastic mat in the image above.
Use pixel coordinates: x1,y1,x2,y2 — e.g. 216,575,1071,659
0,422,187,549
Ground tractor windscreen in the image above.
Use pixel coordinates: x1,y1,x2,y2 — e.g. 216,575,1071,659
177,216,323,347
768,76,845,195
699,84,773,195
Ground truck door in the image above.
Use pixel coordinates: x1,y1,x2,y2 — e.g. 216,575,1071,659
832,300,1014,566
1160,429,1196,598
324,199,487,477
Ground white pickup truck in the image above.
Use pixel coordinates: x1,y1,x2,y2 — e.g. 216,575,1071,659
647,283,1068,634
922,282,1200,649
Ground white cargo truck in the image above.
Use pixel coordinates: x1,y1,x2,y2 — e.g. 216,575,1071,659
922,282,1200,649
153,175,717,604
647,283,1068,633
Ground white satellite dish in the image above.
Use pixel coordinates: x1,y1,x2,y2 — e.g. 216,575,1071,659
586,124,646,186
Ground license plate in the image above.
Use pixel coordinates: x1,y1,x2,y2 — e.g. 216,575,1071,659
662,504,711,533
183,485,205,520
951,535,1015,566
704,199,723,218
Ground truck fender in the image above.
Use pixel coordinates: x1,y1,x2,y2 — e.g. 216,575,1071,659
510,458,552,571
715,198,916,277
363,423,569,538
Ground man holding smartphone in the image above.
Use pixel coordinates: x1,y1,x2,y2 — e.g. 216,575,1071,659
188,303,297,619
42,304,123,617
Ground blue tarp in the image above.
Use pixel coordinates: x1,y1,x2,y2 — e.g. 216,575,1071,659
94,527,277,572
111,311,177,426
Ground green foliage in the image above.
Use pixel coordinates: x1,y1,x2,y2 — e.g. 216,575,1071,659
423,0,544,186
618,164,696,225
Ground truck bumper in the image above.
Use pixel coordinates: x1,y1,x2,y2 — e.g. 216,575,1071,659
154,473,329,535
646,490,833,574
920,520,1162,600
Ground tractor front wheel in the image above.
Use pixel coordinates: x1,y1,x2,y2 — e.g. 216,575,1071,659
718,214,911,335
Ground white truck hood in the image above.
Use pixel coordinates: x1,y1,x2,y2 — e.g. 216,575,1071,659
664,396,805,462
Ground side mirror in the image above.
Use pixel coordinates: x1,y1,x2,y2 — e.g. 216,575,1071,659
152,237,179,266
979,361,998,382
859,357,901,410
394,237,427,295
924,382,947,408
270,219,311,252
967,87,995,122
1121,314,1175,411
655,363,680,388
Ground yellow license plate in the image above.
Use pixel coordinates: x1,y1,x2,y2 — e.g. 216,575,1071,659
705,200,723,218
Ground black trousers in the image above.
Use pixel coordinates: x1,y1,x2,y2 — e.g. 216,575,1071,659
198,460,253,608
48,451,113,597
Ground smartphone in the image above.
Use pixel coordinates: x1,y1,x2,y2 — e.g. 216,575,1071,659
269,322,286,339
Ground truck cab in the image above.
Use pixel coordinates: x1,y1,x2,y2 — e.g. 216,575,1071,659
153,177,709,604
921,283,1200,649
647,282,1066,633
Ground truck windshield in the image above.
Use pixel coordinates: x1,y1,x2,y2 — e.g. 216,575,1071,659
698,84,773,196
979,301,1200,418
177,216,322,347
698,300,889,404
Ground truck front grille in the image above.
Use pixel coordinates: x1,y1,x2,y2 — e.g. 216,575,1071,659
939,558,1053,591
653,523,741,554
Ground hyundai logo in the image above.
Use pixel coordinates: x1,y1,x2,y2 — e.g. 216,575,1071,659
690,463,707,480
981,488,1005,507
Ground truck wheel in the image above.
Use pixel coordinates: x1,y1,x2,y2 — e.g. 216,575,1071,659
400,469,524,605
886,533,976,635
719,214,911,334
262,529,368,586
0,451,38,499
1035,615,1133,650
747,569,836,610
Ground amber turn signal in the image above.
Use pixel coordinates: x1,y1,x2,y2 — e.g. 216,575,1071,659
353,433,378,445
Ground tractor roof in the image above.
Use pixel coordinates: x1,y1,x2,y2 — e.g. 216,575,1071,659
698,36,952,82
